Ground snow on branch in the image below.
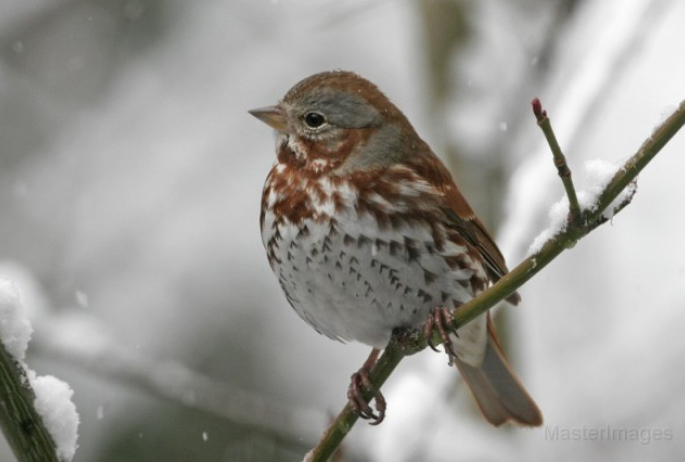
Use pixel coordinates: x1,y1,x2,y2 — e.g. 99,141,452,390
0,280,80,462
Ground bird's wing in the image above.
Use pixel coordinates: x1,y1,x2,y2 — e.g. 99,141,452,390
405,149,520,304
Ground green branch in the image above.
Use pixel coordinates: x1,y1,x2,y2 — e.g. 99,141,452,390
532,98,582,224
307,97,685,461
0,344,61,462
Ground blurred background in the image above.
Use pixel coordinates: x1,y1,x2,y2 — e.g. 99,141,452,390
1,0,684,460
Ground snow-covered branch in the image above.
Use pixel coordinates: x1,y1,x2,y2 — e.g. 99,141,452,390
0,281,79,462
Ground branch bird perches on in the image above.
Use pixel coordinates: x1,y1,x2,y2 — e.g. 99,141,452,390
306,97,685,462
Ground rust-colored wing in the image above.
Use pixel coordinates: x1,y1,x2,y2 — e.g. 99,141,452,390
407,149,521,304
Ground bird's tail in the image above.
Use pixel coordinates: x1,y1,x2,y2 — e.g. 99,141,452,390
454,315,542,426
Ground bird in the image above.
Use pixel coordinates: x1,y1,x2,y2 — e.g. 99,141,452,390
249,70,542,427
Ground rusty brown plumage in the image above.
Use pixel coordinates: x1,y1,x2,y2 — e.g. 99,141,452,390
251,70,540,426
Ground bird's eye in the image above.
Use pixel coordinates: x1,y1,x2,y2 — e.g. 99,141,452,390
303,112,326,129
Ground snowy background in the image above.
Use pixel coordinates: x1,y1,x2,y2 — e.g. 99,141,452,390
0,0,684,461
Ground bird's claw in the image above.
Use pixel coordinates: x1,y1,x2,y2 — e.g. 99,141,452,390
347,367,386,425
424,307,459,364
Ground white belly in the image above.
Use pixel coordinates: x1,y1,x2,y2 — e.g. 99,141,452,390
262,207,483,351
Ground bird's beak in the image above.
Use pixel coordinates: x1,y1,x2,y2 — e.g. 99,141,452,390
248,105,289,134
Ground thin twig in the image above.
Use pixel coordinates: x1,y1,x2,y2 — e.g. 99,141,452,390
532,98,582,224
307,97,685,461
443,97,685,338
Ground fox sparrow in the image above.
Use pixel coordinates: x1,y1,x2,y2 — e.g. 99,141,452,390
249,70,542,426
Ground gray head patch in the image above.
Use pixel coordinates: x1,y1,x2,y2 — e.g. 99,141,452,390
335,122,419,174
295,90,383,129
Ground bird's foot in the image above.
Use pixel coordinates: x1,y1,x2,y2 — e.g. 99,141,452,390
424,307,458,364
347,348,386,425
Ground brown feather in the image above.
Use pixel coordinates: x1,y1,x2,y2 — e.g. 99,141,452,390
406,147,521,304
454,314,542,426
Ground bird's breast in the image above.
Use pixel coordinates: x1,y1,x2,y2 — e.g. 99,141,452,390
261,164,489,348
